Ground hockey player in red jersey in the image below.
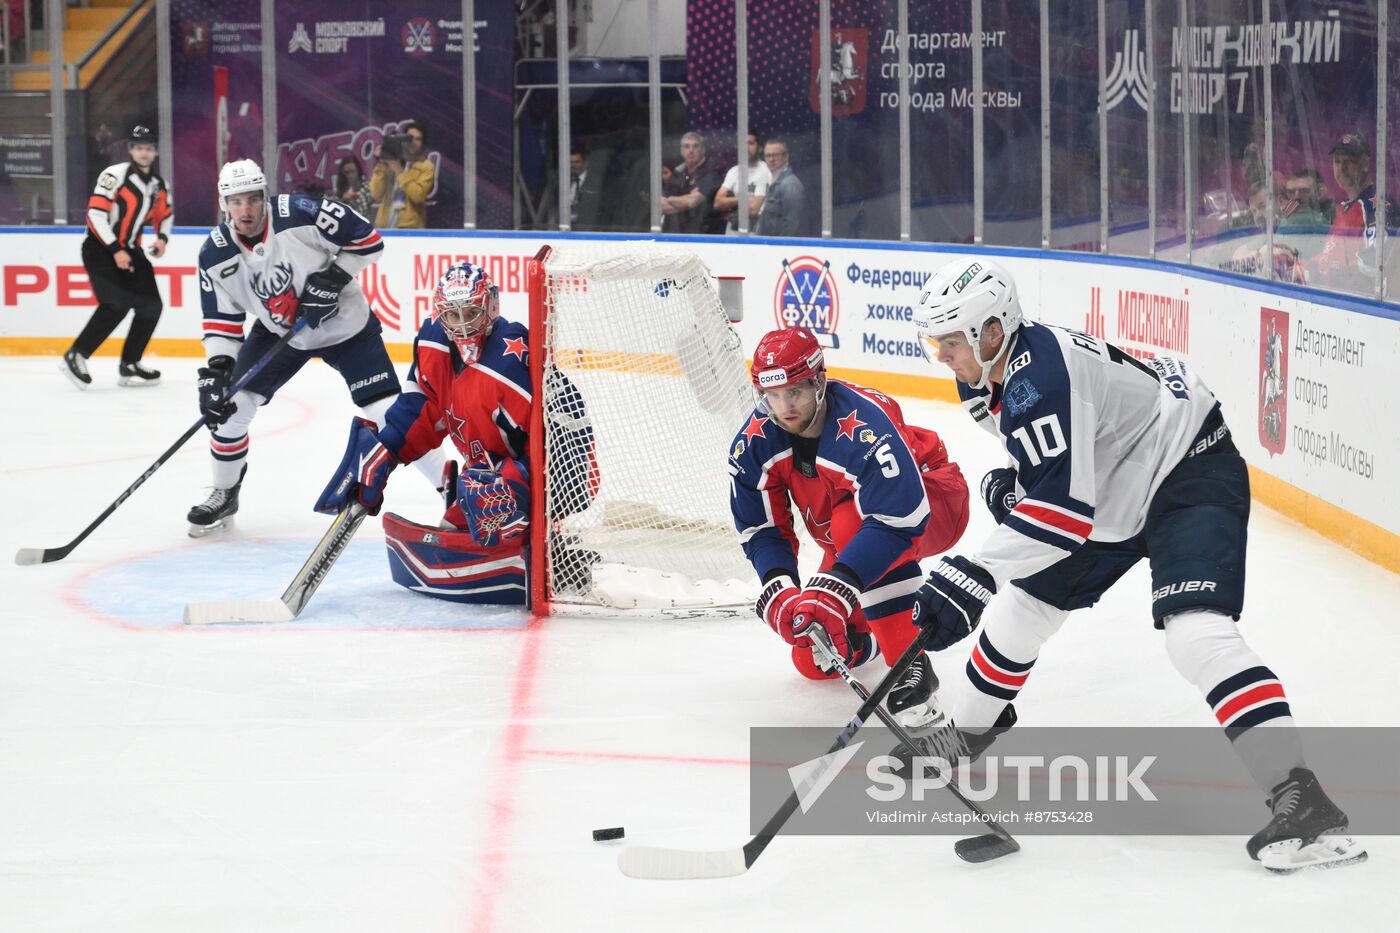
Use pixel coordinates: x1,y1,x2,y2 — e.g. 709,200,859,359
729,326,969,745
909,256,1364,872
315,261,593,604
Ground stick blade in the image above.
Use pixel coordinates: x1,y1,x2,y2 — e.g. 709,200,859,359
953,832,1021,863
617,845,749,880
183,599,296,625
14,548,50,566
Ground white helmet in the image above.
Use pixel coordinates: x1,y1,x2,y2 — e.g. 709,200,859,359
217,159,267,211
913,257,1023,389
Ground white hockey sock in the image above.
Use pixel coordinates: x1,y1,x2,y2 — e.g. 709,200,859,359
209,390,259,489
955,587,1067,731
1163,609,1305,792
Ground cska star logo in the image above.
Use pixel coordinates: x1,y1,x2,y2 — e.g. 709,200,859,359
742,414,768,442
835,409,865,441
503,336,528,361
252,262,299,328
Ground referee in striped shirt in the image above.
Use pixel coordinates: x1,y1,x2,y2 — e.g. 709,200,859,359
61,125,173,388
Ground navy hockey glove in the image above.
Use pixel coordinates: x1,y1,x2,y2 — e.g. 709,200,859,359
790,568,861,662
298,263,353,328
913,556,996,651
755,573,802,644
458,458,531,547
980,467,1019,524
315,417,397,515
196,355,236,426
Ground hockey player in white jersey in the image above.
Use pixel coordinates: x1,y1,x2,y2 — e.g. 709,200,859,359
907,257,1363,873
190,159,442,535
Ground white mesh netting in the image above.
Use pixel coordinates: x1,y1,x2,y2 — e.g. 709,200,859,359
540,244,759,614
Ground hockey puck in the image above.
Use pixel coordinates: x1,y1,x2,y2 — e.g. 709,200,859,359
592,826,625,842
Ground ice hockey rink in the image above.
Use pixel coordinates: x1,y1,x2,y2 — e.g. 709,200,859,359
2,354,1396,932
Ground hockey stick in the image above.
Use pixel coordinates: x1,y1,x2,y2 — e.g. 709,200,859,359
183,501,369,624
617,624,934,880
808,628,1020,863
15,318,311,566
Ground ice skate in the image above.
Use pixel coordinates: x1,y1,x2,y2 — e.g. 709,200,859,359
117,360,161,387
1248,767,1366,873
886,653,964,771
188,467,245,537
60,348,91,389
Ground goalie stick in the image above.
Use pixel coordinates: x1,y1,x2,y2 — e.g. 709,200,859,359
183,502,369,624
617,623,935,880
807,627,1020,863
15,318,311,566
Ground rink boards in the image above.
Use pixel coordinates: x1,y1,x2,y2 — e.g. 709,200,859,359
1,226,1396,570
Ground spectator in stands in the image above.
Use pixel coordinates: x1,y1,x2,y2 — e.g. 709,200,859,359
335,156,374,219
371,121,434,229
1279,168,1332,228
714,131,771,236
755,136,806,237
1314,131,1394,293
567,142,604,229
661,131,724,235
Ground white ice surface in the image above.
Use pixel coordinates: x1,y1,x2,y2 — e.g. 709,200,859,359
2,355,1396,932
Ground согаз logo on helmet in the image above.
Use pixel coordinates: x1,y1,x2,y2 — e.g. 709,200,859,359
772,255,840,348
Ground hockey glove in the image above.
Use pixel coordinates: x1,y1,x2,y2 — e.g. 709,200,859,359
790,568,861,662
298,263,354,328
315,417,397,515
913,556,996,651
196,355,236,426
980,467,1019,524
458,458,531,547
755,573,802,644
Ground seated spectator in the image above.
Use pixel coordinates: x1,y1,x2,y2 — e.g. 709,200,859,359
661,131,724,235
1279,168,1331,228
335,156,375,219
714,132,771,236
754,137,806,237
1313,131,1395,293
370,121,434,229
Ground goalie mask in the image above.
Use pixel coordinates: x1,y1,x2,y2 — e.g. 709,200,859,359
751,327,827,432
913,258,1023,390
433,261,500,364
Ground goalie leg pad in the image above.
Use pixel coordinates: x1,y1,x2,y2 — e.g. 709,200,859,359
382,512,527,605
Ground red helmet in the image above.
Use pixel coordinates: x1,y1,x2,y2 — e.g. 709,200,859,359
751,327,826,391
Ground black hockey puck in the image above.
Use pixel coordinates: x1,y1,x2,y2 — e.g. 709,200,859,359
592,826,625,842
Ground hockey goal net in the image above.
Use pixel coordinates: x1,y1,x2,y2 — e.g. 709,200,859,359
527,244,758,616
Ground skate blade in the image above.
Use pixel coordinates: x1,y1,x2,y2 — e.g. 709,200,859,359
188,516,234,539
1260,835,1368,874
117,376,161,387
59,362,91,390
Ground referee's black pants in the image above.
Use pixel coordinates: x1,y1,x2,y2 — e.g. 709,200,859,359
72,235,164,363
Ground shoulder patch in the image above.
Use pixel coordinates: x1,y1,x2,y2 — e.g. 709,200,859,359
1005,350,1031,378
968,399,991,422
97,172,119,192
1004,379,1042,417
220,264,239,278
277,194,292,217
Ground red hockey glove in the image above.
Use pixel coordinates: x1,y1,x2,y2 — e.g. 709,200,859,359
790,570,860,661
755,573,802,644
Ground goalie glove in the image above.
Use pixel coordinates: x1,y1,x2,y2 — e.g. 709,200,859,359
315,417,398,515
790,568,861,663
755,573,802,644
913,556,996,651
298,263,353,328
458,458,531,547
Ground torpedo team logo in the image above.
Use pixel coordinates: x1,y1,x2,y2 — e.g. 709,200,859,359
252,262,300,328
773,255,841,348
1258,308,1288,456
